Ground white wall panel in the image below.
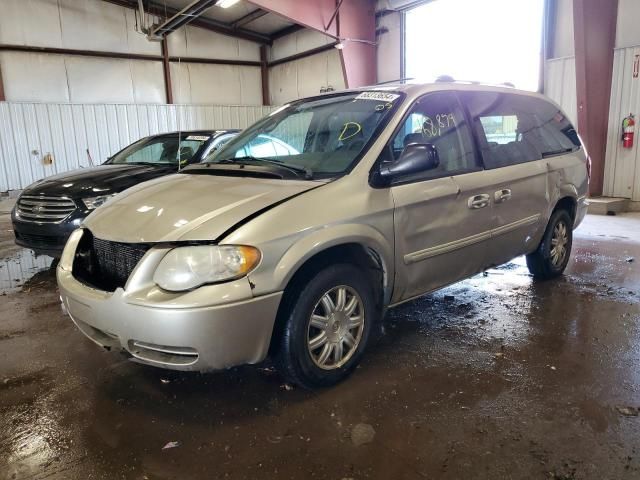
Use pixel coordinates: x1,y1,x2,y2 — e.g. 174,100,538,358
553,0,575,58
239,67,263,105
130,61,166,104
168,26,260,61
269,62,298,105
59,0,130,53
0,52,70,102
269,50,345,105
65,57,135,104
376,11,401,83
0,0,63,47
170,63,192,104
189,64,241,103
169,63,262,106
603,47,640,200
270,30,334,62
0,102,276,192
544,56,577,125
616,0,640,49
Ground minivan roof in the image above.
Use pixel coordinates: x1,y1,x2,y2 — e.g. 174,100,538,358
326,80,548,104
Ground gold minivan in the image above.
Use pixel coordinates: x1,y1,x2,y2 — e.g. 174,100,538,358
58,82,589,388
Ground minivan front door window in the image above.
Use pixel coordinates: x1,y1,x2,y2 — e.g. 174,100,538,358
387,92,478,182
204,92,404,178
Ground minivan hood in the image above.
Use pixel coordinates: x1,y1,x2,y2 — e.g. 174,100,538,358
23,164,176,198
83,173,321,243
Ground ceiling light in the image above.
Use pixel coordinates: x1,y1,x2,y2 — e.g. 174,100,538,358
217,0,240,8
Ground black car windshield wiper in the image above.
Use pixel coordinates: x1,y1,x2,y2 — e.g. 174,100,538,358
216,156,313,179
122,161,167,165
541,148,575,158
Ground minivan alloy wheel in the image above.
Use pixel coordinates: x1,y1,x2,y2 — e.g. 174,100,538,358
550,221,568,267
307,285,365,370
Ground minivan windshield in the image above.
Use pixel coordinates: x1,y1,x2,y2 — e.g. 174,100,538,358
106,134,210,166
202,91,404,177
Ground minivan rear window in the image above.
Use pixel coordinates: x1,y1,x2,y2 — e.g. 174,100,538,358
465,92,581,169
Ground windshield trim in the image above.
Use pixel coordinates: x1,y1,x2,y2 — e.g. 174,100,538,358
201,90,407,180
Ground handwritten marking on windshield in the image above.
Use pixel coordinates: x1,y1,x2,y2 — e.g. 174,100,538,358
339,122,363,141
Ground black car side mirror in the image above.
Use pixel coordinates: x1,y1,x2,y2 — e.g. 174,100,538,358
375,143,440,185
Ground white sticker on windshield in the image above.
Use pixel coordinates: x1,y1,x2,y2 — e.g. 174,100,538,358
356,91,400,102
186,135,210,141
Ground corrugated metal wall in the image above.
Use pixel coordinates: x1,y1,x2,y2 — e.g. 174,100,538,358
604,47,640,200
545,56,578,125
0,102,275,192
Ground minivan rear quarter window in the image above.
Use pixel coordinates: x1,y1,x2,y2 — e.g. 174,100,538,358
466,92,581,169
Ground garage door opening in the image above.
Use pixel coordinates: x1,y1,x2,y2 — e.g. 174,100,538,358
405,0,544,91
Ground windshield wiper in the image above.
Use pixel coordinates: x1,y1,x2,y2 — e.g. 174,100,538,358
216,156,313,180
541,148,575,158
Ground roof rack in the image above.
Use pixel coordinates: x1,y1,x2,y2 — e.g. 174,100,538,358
375,77,415,85
434,75,516,88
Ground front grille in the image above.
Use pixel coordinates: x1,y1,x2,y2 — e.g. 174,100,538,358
17,195,77,223
73,231,150,291
15,232,67,249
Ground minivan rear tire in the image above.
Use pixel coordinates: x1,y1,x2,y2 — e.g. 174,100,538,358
274,263,377,389
526,209,573,279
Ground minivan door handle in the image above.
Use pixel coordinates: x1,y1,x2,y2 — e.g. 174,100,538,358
494,189,512,203
467,194,490,209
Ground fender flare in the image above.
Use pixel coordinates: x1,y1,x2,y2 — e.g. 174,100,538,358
272,223,394,302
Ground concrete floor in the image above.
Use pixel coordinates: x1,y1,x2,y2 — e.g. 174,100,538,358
1,209,639,480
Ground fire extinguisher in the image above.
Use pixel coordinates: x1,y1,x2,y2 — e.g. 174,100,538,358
622,113,635,148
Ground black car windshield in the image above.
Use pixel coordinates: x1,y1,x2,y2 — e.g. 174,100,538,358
106,134,211,165
202,91,404,176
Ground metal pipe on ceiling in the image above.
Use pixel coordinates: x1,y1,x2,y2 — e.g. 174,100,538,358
150,0,219,39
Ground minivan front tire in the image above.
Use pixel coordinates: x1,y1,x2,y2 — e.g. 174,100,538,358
526,209,573,279
274,263,377,389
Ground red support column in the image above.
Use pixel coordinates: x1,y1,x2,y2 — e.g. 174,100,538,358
162,39,173,104
573,0,618,196
0,62,5,101
260,45,270,105
247,0,376,88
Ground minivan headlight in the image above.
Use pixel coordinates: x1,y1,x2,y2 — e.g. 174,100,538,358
153,245,261,292
59,228,84,271
83,194,115,210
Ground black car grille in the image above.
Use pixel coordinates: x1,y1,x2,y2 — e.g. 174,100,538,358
17,195,77,223
15,232,67,249
73,231,150,291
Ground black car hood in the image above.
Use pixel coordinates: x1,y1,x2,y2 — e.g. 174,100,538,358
22,164,178,198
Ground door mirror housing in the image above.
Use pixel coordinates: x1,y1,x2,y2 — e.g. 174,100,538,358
375,143,440,186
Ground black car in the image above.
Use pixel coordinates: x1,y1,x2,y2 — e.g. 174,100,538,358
12,129,239,257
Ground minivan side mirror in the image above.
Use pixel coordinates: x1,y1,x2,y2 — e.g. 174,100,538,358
375,143,440,186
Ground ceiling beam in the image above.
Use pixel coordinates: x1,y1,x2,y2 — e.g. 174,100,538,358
102,0,272,44
151,0,218,38
270,23,305,41
232,9,269,29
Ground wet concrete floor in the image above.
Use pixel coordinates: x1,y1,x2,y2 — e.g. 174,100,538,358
1,213,639,479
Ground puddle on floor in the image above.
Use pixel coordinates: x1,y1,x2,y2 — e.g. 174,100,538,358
0,249,54,294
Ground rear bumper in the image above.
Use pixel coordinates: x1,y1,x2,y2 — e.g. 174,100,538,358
57,267,283,371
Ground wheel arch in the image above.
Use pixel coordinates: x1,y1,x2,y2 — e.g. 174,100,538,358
553,194,578,223
267,229,392,355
